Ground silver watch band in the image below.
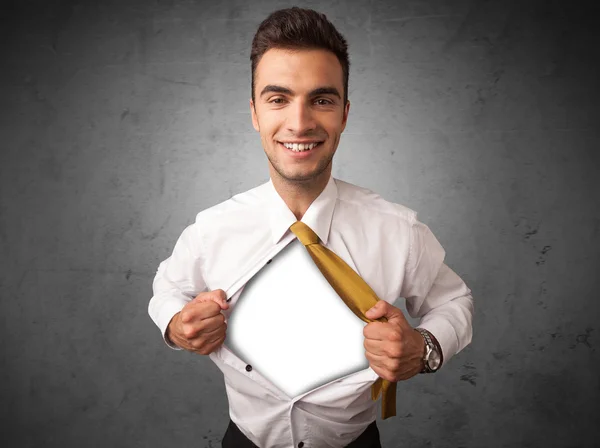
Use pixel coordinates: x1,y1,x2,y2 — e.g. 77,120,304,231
415,328,438,373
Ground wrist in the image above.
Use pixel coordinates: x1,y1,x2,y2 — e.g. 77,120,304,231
166,312,182,348
415,328,442,373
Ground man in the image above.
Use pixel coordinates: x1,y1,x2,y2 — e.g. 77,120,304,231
149,7,474,448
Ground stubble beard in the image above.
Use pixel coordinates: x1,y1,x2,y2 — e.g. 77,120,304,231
266,141,335,184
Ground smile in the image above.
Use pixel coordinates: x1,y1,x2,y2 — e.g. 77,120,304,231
279,142,322,152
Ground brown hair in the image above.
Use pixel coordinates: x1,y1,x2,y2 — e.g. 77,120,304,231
250,7,350,105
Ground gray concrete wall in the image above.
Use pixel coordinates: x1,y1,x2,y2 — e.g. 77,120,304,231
1,0,598,447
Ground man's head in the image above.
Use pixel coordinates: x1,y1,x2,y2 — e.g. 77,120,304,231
249,7,351,185
250,7,350,105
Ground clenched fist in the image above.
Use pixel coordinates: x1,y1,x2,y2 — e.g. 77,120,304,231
166,289,230,355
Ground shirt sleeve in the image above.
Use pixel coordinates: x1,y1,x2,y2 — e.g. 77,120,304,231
400,216,474,365
148,219,208,350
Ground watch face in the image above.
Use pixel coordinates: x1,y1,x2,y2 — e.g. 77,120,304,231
428,349,441,370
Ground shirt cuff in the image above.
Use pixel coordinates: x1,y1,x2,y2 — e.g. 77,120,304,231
153,297,189,350
416,317,459,366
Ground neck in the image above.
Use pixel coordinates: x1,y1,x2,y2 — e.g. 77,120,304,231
269,164,331,221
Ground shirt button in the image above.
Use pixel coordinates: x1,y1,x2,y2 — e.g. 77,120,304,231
245,364,252,372
298,442,304,448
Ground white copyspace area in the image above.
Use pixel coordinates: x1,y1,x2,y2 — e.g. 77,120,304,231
225,239,369,398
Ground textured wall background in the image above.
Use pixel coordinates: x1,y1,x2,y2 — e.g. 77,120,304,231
1,0,598,447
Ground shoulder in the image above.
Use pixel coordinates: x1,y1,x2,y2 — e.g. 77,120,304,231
334,178,418,226
193,180,271,228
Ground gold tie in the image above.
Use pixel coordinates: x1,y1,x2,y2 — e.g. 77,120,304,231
289,221,397,420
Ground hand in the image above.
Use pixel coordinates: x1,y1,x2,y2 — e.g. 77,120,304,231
166,289,230,355
363,301,425,381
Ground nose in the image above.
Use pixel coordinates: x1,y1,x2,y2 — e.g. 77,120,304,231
286,100,317,135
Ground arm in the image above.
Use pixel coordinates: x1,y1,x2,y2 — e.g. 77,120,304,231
148,221,207,349
400,216,474,367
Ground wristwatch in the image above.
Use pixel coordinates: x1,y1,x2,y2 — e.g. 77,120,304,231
415,328,441,373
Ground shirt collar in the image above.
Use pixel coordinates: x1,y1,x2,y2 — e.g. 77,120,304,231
267,174,337,246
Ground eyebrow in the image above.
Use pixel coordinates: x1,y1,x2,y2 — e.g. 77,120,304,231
260,85,341,99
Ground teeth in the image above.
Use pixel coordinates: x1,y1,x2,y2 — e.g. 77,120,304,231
282,142,319,152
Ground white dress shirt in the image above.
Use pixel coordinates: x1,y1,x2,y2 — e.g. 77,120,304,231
148,174,474,448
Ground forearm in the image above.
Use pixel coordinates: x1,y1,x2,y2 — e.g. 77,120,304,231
148,221,208,349
400,217,474,368
148,289,189,350
416,292,474,366
405,261,474,367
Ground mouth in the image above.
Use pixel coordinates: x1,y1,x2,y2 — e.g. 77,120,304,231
277,141,323,155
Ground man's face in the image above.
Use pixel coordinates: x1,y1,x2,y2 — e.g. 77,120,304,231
250,48,350,184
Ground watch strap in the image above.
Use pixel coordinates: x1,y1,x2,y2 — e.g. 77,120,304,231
415,328,438,373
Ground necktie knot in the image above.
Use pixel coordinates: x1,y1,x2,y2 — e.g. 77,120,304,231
289,221,320,246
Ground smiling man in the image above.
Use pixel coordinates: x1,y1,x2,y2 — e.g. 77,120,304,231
149,7,474,448
250,47,349,210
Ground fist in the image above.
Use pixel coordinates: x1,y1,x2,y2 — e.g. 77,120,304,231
167,289,230,355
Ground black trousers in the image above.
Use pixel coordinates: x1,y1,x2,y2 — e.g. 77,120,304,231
221,418,382,448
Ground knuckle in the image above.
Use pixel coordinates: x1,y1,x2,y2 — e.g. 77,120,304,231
214,289,226,301
389,331,402,342
388,346,401,358
180,310,191,323
183,327,196,339
191,338,205,350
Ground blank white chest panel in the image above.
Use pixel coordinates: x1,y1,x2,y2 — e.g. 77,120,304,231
224,238,369,398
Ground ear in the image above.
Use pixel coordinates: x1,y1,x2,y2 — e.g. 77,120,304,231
250,99,260,132
340,100,350,133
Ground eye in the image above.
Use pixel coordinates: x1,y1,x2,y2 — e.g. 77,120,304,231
315,98,333,106
269,98,286,104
